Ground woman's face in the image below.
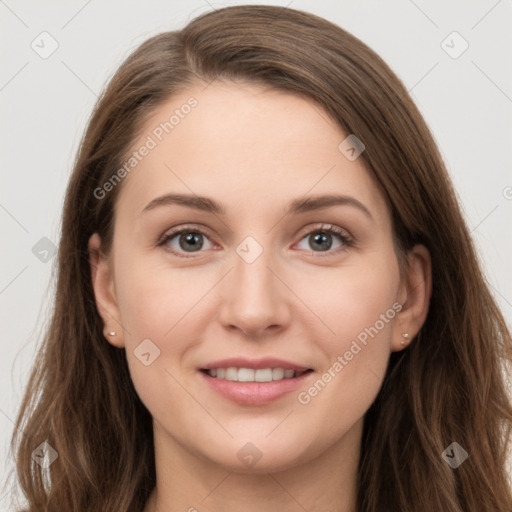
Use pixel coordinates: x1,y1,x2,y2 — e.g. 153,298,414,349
89,80,430,473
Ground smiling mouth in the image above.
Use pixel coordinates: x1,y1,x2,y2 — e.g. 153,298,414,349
200,367,313,382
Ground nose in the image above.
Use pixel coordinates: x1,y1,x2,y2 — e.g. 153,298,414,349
218,246,291,338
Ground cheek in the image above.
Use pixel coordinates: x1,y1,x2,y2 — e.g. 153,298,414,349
113,258,206,414
297,252,400,345
294,255,399,422
114,251,210,338
294,252,400,404
112,252,223,391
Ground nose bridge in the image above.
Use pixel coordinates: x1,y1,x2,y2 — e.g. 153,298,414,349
218,234,288,333
232,237,278,306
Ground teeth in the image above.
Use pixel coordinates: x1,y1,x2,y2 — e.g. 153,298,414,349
272,368,284,380
237,368,255,382
255,369,272,382
205,367,306,382
225,367,238,381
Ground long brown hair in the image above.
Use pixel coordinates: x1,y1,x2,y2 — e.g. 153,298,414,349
7,5,512,511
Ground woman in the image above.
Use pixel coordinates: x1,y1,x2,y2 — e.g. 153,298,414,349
10,5,512,511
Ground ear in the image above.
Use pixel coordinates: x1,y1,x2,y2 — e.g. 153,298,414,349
88,233,125,348
391,244,432,352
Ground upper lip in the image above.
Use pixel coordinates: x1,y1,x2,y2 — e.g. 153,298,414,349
201,357,311,371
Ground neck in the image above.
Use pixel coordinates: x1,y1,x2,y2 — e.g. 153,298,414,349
144,418,362,512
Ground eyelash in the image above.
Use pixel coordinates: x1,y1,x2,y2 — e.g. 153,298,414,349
157,223,354,258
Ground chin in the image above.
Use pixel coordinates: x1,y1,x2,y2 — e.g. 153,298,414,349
202,439,311,474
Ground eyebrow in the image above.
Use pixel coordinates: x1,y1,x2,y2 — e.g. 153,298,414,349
140,193,373,220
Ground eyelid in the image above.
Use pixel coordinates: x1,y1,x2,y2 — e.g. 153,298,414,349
295,223,352,243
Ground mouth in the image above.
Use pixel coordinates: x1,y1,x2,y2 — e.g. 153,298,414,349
198,358,314,405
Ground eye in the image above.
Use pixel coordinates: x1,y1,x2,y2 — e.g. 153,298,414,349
295,224,353,254
158,225,215,256
158,223,353,258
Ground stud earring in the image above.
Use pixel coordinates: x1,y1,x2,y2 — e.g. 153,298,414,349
108,331,116,336
401,333,410,346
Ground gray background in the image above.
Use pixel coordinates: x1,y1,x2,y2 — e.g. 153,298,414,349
1,0,511,508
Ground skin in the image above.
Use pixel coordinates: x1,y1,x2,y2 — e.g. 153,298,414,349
89,80,431,512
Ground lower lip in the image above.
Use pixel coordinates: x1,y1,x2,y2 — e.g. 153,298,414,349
200,370,313,405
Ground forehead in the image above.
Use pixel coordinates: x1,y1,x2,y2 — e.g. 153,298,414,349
114,80,388,224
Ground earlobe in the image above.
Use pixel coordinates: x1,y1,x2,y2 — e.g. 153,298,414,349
391,244,432,352
88,233,125,348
